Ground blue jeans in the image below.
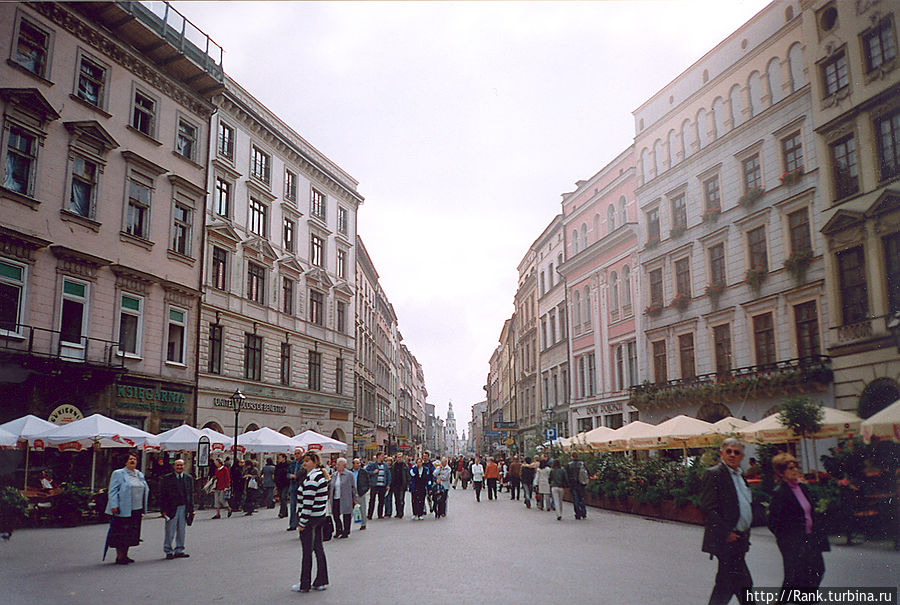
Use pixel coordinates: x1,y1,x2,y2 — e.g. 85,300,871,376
163,504,186,555
522,483,533,506
289,482,300,529
570,483,587,519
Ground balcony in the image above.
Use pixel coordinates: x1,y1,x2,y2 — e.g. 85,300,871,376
0,323,125,370
628,355,833,410
835,319,874,344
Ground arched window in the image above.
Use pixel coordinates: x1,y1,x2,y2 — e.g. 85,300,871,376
730,84,744,127
788,43,806,91
572,230,579,254
573,291,582,332
785,5,794,21
594,214,602,241
748,71,763,116
607,205,616,233
583,286,592,329
609,271,619,316
696,108,710,148
713,97,727,137
640,147,652,184
653,139,664,176
581,223,588,247
619,196,627,225
681,119,694,158
668,129,680,165
767,57,784,104
622,265,632,309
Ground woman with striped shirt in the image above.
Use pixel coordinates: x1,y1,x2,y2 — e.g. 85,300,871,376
292,451,330,593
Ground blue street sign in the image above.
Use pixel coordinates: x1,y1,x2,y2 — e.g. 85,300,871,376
544,427,557,441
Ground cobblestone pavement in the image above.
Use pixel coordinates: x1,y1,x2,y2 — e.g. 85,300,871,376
1,488,897,605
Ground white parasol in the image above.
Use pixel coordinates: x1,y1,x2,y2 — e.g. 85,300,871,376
238,426,297,454
0,427,17,448
292,429,349,454
156,424,230,452
861,399,900,444
0,414,57,488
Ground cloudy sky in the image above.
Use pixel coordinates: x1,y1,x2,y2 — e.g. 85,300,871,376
177,0,770,432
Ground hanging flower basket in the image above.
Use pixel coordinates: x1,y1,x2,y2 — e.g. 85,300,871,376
745,266,768,290
644,304,664,317
644,236,660,250
668,292,691,310
669,225,686,239
783,249,814,280
705,280,726,301
780,166,804,185
738,187,765,208
701,207,721,224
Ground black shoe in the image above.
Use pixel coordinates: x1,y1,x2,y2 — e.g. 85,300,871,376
166,554,175,560
360,526,366,530
116,559,130,565
286,527,296,531
227,510,232,518
174,553,190,558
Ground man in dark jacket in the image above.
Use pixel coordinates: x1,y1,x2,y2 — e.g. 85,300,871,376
565,452,589,520
365,452,391,519
701,438,753,605
287,450,306,531
160,458,193,559
390,453,410,518
274,453,290,519
353,457,370,530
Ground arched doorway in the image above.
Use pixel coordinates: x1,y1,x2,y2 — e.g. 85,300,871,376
279,426,295,437
203,421,224,434
858,378,900,419
697,402,732,423
245,423,259,432
331,428,346,442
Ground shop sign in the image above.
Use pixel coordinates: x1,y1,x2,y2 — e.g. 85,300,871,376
600,402,623,414
212,396,286,415
57,441,83,452
116,384,187,414
48,404,83,425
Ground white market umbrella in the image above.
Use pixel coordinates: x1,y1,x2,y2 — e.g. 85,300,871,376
200,427,234,456
293,429,349,454
584,426,618,451
0,427,17,448
861,399,900,444
238,426,297,454
0,414,56,488
655,415,716,448
156,424,230,452
605,421,655,451
708,416,751,437
740,408,861,443
32,414,155,490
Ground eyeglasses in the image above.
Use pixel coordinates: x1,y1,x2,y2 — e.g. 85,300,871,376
723,449,743,455
785,463,799,469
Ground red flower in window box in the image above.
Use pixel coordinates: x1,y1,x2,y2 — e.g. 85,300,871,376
738,187,765,208
745,266,768,290
779,166,804,185
643,304,664,317
668,292,691,310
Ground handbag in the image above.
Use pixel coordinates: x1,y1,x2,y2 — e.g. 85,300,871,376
321,517,334,542
247,477,258,490
203,477,215,493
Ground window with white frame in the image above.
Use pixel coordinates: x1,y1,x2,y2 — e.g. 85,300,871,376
171,203,193,256
76,53,107,109
212,246,227,291
247,262,265,305
131,88,157,137
283,217,295,253
782,131,804,174
68,156,98,218
675,257,691,297
309,289,324,325
876,109,900,181
175,118,198,161
285,170,297,202
166,307,187,364
117,294,143,356
214,177,231,218
311,187,326,219
249,197,267,237
59,277,88,347
311,234,324,267
338,206,349,235
337,248,347,279
703,175,721,212
831,134,859,198
670,193,687,231
13,17,51,78
217,121,234,160
250,145,271,184
742,154,762,193
821,50,849,96
0,258,26,336
125,179,151,239
747,225,769,272
3,126,38,195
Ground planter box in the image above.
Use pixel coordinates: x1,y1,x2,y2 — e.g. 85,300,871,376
570,490,705,525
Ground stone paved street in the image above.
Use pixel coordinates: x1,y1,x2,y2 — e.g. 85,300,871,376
1,489,897,605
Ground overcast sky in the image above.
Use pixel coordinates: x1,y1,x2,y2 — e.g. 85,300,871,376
177,0,770,433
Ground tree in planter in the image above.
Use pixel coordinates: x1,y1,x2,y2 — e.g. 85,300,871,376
0,486,29,539
778,396,823,473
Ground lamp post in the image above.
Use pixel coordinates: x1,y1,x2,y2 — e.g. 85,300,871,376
231,389,245,466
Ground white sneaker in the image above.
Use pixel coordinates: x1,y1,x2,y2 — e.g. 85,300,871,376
291,584,308,593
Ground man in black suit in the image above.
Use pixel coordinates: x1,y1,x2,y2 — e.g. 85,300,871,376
160,458,193,560
701,438,753,605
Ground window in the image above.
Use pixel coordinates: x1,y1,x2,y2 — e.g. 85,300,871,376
212,247,227,290
607,205,616,232
175,119,197,161
171,203,192,256
309,289,324,325
587,353,596,396
4,127,37,194
336,357,344,394
649,268,663,306
703,176,721,211
863,18,896,72
282,277,293,315
675,258,691,297
337,248,347,279
0,258,26,335
540,272,546,296
14,18,50,77
69,157,97,218
876,110,900,181
794,301,820,359
217,121,234,160
583,286,592,330
117,294,142,356
753,313,776,367
249,198,267,237
338,206,349,235
671,194,687,230
126,180,151,239
627,341,638,387
132,89,156,137
609,272,619,318
59,278,88,348
822,51,849,96
831,135,859,198
285,170,297,202
281,343,291,385
214,177,231,218
76,54,106,108
742,154,762,192
622,266,632,310
652,340,667,383
679,334,695,379
782,131,804,173
247,263,265,305
244,334,263,381
308,350,322,391
166,307,186,364
558,303,567,338
615,345,625,390
541,317,548,348
283,218,295,253
709,243,726,285
713,324,732,375
748,226,768,271
647,208,660,242
885,233,900,314
788,208,811,254
549,309,557,344
208,323,222,374
311,188,326,219
337,300,347,333
837,246,868,324
310,234,324,267
250,145,270,184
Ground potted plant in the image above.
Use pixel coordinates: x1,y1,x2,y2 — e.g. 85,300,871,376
669,291,691,310
669,225,686,239
53,483,92,526
705,280,726,304
783,249,814,282
644,235,661,250
644,303,664,317
745,266,767,291
0,486,29,537
780,165,804,185
739,187,765,208
701,207,721,224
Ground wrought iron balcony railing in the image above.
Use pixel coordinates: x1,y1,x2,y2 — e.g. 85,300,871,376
0,323,125,368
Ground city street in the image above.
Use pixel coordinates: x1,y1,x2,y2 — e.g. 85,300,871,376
1,489,897,605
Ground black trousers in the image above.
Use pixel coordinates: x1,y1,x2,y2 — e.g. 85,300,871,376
708,537,752,605
331,500,351,538
299,517,328,590
473,480,483,501
508,477,521,500
486,478,498,499
392,487,406,517
367,485,387,518
779,537,825,595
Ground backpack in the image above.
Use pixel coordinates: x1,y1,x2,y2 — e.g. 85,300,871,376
577,462,589,485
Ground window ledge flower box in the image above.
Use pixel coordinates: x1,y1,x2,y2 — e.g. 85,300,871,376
738,187,765,208
745,266,768,290
669,225,686,239
780,166,804,185
704,280,726,300
783,249,814,278
669,292,691,310
644,304,664,317
701,207,721,224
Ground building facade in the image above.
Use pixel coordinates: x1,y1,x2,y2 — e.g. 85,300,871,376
513,250,539,451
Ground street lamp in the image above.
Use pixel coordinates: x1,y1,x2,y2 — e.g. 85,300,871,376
231,388,245,466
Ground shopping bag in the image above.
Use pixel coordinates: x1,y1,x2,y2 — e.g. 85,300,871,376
352,503,362,524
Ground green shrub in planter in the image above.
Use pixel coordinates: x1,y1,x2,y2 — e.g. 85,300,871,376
0,486,29,536
53,483,92,525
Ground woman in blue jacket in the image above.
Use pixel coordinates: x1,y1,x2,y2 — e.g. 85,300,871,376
408,457,430,520
104,450,149,565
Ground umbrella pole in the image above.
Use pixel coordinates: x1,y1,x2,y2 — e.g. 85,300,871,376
810,438,818,478
91,449,97,492
24,446,30,490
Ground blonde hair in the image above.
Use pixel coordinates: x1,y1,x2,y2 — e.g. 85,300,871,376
304,451,330,481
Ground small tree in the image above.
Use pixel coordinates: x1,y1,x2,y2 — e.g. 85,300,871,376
778,396,824,473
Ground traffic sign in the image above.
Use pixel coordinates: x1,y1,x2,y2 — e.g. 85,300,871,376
544,427,557,441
